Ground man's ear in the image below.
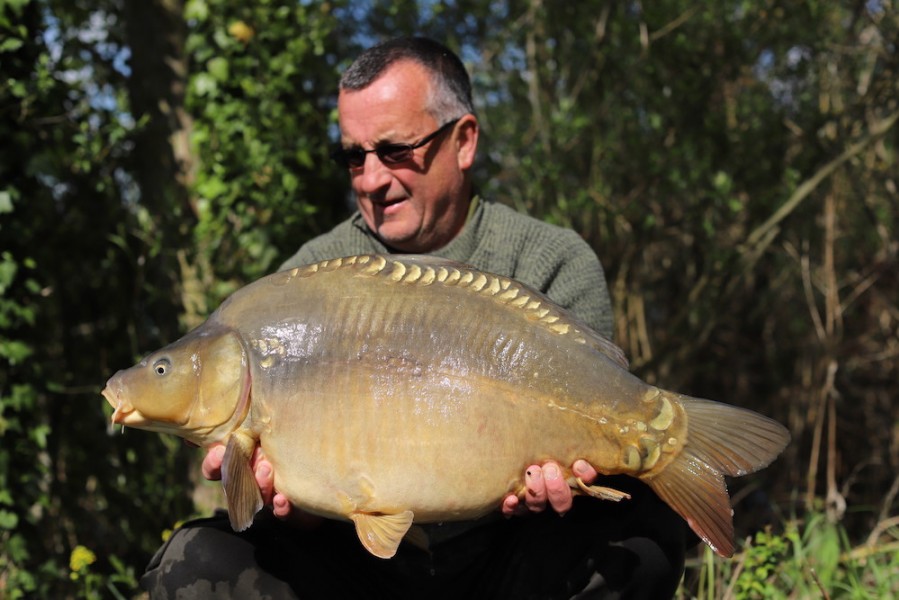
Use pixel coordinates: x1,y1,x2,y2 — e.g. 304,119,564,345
455,114,479,171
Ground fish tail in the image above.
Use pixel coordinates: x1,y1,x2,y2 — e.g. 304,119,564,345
643,394,790,557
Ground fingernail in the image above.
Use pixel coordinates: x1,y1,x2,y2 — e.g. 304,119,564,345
544,464,560,480
259,464,271,479
214,446,226,460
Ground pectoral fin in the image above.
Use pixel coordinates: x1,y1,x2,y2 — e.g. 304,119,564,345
221,430,263,531
350,510,414,559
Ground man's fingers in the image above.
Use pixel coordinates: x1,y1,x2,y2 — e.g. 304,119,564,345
502,460,601,518
252,449,275,505
256,463,274,503
501,494,519,517
201,445,225,481
501,494,531,518
524,464,548,512
543,462,573,515
272,493,292,519
572,459,598,484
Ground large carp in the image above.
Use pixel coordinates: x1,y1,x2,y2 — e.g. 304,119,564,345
102,254,789,559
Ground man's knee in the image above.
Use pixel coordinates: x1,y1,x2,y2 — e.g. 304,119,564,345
141,516,299,599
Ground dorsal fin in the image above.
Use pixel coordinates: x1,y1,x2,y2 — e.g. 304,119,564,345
284,254,628,369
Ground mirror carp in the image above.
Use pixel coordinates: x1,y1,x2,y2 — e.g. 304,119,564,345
102,254,790,559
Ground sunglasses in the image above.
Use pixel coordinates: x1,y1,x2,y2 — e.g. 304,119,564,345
330,118,460,169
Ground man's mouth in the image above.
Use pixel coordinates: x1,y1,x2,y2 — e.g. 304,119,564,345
373,197,407,216
374,197,405,207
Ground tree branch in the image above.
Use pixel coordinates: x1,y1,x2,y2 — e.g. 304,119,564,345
743,109,899,256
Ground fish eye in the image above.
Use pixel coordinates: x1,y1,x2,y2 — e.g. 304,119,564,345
153,358,172,376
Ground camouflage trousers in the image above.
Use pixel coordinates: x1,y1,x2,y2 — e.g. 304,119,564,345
142,476,691,600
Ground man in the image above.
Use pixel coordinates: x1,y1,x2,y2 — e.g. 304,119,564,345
143,37,691,599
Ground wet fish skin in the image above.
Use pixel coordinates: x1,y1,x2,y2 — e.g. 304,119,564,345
102,254,790,559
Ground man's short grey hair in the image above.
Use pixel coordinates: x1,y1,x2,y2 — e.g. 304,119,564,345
340,36,475,123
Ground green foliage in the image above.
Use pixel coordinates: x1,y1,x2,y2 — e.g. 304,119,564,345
732,527,792,597
2,4,62,595
1,0,194,595
185,0,349,300
67,545,138,600
679,511,899,599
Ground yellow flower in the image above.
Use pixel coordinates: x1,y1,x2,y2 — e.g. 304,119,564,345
69,545,97,574
228,21,254,44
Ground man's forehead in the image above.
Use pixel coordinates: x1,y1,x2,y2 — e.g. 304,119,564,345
337,63,436,144
338,61,432,110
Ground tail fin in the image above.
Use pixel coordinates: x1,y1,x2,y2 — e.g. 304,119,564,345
645,394,790,557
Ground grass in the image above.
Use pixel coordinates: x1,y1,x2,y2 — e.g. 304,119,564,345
676,509,899,599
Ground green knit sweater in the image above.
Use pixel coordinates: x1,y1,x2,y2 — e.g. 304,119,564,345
280,198,614,338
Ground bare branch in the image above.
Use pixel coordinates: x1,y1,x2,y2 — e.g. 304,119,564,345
743,109,899,256
649,6,700,43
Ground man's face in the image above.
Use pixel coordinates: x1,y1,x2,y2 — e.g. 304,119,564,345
337,61,478,253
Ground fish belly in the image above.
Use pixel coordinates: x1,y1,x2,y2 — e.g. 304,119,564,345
259,361,625,523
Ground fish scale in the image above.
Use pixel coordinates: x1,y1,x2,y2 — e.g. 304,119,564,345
102,253,790,559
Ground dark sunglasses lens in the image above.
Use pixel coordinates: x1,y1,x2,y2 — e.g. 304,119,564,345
332,144,416,168
345,149,367,168
377,145,413,165
331,148,365,168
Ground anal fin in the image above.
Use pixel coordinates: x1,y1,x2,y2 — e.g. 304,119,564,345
403,525,431,552
573,477,632,502
221,430,263,531
350,510,414,559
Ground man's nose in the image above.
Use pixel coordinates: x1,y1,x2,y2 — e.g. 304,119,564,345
353,153,393,193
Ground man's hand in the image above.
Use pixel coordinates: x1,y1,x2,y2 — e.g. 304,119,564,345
201,444,306,523
501,459,598,517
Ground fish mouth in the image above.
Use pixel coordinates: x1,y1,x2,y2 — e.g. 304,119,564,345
101,384,144,427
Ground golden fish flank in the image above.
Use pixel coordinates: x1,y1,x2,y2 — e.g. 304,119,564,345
102,254,790,560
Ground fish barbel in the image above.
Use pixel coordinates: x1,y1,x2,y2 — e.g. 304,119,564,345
101,254,790,559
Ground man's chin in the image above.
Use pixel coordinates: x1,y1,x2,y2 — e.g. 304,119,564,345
371,223,426,252
363,208,425,251
378,234,420,253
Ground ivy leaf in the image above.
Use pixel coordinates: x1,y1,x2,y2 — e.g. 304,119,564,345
0,509,19,530
207,56,229,82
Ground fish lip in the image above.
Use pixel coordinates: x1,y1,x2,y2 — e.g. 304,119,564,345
101,385,117,409
102,382,137,425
